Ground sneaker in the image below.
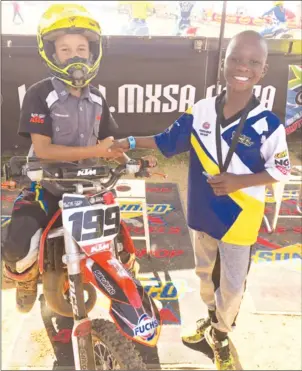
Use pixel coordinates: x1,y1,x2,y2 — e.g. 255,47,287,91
204,326,235,370
3,262,39,313
181,316,212,344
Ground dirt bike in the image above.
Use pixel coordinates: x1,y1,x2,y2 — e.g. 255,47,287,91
3,156,162,370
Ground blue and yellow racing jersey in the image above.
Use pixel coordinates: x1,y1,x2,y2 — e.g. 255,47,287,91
155,94,290,246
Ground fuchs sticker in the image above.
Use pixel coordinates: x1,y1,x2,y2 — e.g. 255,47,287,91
133,314,159,341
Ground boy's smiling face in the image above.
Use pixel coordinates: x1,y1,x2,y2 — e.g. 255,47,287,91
224,32,268,93
55,33,90,65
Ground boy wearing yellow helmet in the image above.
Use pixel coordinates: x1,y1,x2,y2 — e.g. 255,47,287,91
37,4,103,89
2,4,141,314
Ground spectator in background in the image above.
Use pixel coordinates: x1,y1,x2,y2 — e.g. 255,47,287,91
261,1,295,24
12,1,24,24
176,1,196,35
121,1,154,36
260,1,295,38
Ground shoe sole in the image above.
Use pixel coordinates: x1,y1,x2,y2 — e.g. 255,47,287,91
182,336,205,344
182,330,208,344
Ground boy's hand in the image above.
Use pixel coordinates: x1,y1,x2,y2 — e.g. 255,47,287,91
207,173,243,196
111,139,130,151
96,137,124,158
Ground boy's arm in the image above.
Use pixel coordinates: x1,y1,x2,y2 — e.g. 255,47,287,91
113,137,158,151
208,120,291,196
31,134,119,162
97,95,131,164
112,108,195,157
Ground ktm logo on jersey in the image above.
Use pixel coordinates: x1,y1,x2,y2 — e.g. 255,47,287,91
30,113,45,124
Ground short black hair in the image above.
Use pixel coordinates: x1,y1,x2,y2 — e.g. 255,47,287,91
227,30,268,59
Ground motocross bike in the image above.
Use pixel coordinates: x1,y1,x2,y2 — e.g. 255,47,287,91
3,156,162,370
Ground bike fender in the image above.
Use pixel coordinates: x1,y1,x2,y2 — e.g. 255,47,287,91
109,281,162,347
84,251,142,308
83,254,162,347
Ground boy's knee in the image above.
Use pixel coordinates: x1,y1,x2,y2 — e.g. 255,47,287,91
2,237,25,267
2,215,43,267
195,267,211,282
2,228,42,272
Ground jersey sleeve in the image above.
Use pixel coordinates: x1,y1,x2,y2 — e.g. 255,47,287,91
154,107,194,158
98,96,119,140
261,122,291,181
18,85,52,138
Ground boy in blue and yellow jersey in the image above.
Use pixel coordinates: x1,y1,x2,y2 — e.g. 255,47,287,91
111,31,290,370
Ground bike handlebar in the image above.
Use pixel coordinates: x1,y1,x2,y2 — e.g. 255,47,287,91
2,157,156,196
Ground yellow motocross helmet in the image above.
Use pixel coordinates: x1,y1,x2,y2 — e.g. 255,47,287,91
274,1,284,6
37,4,102,88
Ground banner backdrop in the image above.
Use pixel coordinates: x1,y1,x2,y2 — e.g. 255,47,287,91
1,35,301,155
285,65,302,135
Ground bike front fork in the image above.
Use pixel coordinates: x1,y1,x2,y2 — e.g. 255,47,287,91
63,232,96,370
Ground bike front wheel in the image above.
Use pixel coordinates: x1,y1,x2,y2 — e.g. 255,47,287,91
92,319,147,370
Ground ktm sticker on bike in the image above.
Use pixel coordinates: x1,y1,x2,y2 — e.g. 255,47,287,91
133,313,159,342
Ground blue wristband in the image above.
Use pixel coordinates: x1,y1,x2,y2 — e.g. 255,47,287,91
127,136,136,150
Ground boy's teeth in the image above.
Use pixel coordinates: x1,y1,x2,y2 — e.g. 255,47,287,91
234,76,249,81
